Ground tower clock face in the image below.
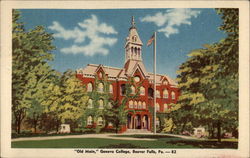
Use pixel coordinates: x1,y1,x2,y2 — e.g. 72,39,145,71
134,76,140,82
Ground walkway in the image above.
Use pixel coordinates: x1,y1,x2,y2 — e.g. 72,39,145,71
12,133,198,142
11,133,156,142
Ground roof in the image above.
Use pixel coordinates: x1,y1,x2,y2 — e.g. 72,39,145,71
124,60,148,78
77,63,177,87
148,73,177,87
77,64,123,78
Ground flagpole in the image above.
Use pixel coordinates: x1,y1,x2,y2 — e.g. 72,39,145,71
153,31,157,134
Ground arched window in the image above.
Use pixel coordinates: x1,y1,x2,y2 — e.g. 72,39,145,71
156,90,160,98
171,91,176,99
97,117,103,126
163,80,168,85
99,72,103,78
88,99,93,109
87,116,93,125
99,99,104,109
121,84,126,96
109,84,113,94
156,103,160,111
133,35,137,42
138,101,142,109
148,88,154,98
108,122,113,126
140,86,145,95
108,102,112,108
134,101,138,109
131,47,134,53
163,89,168,99
131,86,135,94
87,83,93,92
143,102,146,109
156,117,160,127
98,82,104,93
129,100,133,108
164,104,168,111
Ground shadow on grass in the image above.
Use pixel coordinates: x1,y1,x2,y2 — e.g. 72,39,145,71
113,134,238,149
167,140,238,149
113,135,180,139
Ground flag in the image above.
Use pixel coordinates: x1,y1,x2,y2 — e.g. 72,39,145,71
147,34,155,46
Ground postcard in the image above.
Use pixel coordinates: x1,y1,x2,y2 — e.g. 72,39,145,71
1,1,249,158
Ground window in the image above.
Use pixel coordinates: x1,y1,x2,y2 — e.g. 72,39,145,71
156,90,160,98
140,86,145,95
99,99,104,109
108,102,112,108
121,84,126,96
148,88,154,98
134,101,138,109
134,48,137,55
134,76,140,82
88,99,93,109
87,116,93,125
156,103,160,111
97,117,103,126
171,91,176,99
133,35,137,42
99,72,103,78
129,100,133,108
143,102,146,109
109,84,113,93
163,89,168,99
138,101,142,109
108,122,113,126
98,83,104,93
156,117,160,127
163,80,168,85
87,83,93,92
164,104,168,111
131,86,135,94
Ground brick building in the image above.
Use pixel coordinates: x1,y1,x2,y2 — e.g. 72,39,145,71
76,17,180,133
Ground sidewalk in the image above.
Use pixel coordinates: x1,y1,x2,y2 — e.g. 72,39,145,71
11,133,156,142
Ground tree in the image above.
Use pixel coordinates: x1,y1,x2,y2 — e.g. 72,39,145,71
12,10,55,134
59,70,89,131
171,9,238,142
103,78,140,133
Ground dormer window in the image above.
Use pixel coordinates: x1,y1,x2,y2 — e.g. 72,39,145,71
99,72,103,78
163,80,168,85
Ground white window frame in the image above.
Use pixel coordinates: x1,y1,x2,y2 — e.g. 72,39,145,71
87,116,93,125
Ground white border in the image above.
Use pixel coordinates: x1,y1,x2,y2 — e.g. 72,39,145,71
1,1,249,158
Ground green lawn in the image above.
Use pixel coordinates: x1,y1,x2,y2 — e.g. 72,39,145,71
12,135,238,149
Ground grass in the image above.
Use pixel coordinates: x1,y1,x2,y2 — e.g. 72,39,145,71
12,134,238,149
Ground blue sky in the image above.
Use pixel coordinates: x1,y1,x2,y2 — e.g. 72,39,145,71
19,9,226,79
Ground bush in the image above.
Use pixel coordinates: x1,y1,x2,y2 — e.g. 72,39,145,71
82,128,96,134
100,128,116,133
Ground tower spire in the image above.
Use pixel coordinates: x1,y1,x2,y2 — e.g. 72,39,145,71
125,16,143,62
131,16,136,29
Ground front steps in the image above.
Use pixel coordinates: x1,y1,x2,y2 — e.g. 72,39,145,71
123,129,152,134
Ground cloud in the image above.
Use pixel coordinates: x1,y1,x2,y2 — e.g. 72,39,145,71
140,9,201,37
48,15,118,56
